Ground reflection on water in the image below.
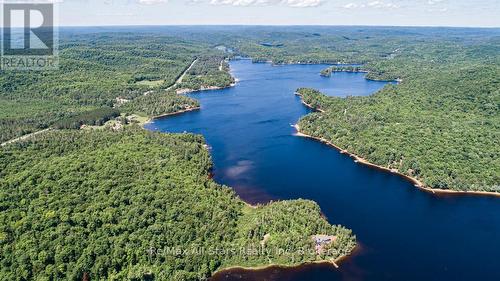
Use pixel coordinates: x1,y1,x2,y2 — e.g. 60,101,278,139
145,60,500,281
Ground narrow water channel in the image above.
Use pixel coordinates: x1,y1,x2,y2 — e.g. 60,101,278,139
145,60,500,281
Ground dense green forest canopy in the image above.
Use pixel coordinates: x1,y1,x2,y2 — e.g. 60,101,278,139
0,32,230,142
176,55,235,92
52,107,120,129
0,128,355,280
296,67,499,192
119,92,200,117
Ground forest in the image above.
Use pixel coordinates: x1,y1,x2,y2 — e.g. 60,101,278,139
173,26,497,193
52,107,120,129
0,32,231,143
3,26,498,143
0,26,499,281
283,27,499,192
119,92,200,117
0,128,355,280
175,55,235,92
296,63,499,192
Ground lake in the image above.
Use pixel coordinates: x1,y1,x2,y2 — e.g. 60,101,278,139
145,59,500,281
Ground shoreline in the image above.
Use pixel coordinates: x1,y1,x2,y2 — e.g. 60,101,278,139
301,100,324,112
176,81,238,95
152,106,201,119
258,60,398,83
140,106,356,278
253,59,363,66
175,58,238,94
321,69,369,78
294,92,325,113
141,60,359,278
293,124,500,198
143,106,201,125
211,248,355,277
143,59,498,281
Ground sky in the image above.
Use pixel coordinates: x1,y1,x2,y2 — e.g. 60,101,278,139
4,0,500,27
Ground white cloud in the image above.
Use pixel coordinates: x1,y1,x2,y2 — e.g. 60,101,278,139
284,0,323,7
210,0,258,6
367,1,399,8
138,0,446,9
138,0,168,5
427,0,445,5
208,0,324,7
0,0,64,3
342,3,360,9
427,7,448,12
342,1,399,9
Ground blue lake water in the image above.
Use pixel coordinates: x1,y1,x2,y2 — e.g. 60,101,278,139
145,60,500,281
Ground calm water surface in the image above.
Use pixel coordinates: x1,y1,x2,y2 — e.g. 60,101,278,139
145,60,500,281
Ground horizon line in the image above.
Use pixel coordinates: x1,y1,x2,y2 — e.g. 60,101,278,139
32,24,500,29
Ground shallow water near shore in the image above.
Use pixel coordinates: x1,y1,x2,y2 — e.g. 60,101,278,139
145,60,500,281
